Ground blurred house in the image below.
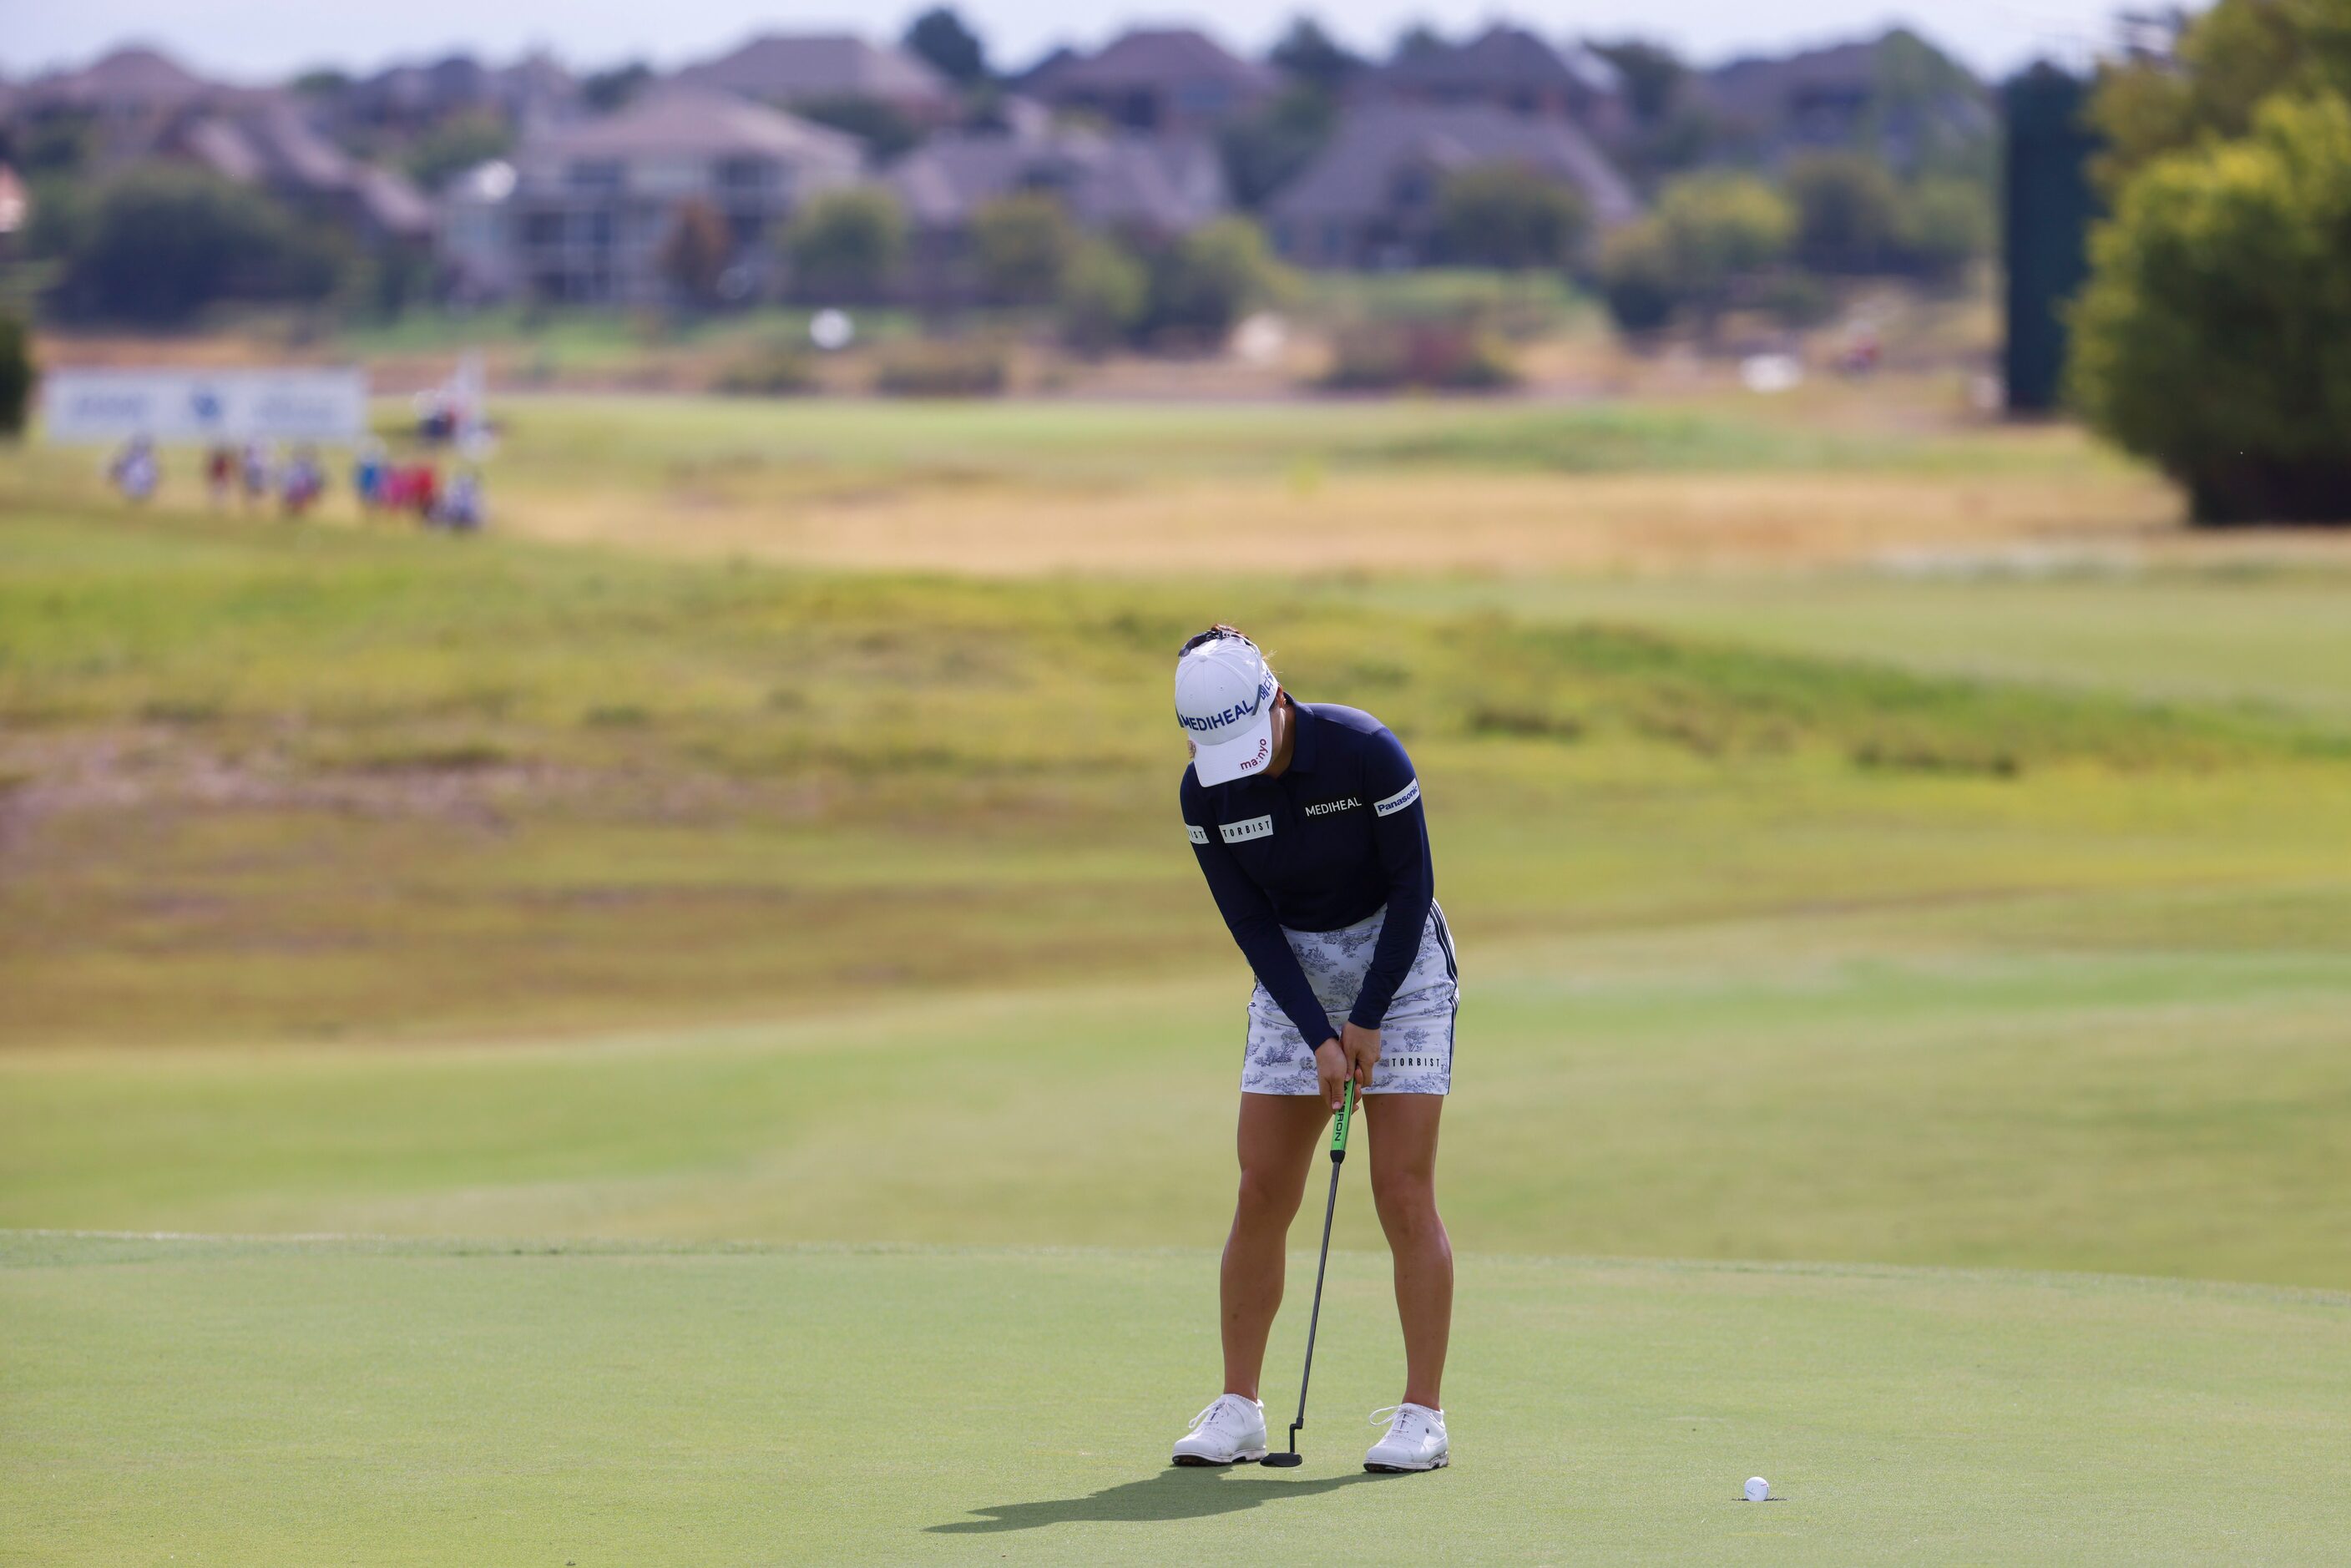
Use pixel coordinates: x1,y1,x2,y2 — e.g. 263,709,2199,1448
887,119,1227,297
160,94,434,244
1025,28,1276,134
336,52,579,136
1356,26,1629,142
1266,104,1637,269
672,33,953,124
472,87,862,304
1699,29,1991,169
439,159,519,301
12,45,220,157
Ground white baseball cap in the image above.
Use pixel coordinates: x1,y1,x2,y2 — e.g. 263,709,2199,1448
1175,630,1279,787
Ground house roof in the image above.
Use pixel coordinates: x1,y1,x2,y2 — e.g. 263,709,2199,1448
1701,38,1883,125
172,94,433,237
887,125,1226,233
24,45,215,114
1267,104,1638,226
673,33,950,106
520,87,863,167
1032,28,1276,95
1373,26,1622,98
351,164,436,235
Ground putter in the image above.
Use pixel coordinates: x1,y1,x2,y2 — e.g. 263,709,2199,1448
1262,1077,1356,1468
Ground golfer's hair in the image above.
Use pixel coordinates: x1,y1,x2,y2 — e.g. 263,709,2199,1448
1178,625,1278,686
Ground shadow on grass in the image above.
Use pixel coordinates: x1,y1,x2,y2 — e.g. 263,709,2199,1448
928,1466,1392,1533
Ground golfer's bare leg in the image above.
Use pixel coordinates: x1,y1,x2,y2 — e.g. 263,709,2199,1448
1362,1092,1451,1410
1221,1091,1327,1399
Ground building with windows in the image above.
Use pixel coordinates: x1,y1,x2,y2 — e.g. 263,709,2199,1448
1358,27,1628,142
1265,104,1637,270
672,33,953,124
887,119,1227,299
1024,28,1274,135
488,87,862,304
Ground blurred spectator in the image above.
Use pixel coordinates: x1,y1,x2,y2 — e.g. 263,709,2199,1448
205,443,235,505
1835,324,1882,377
109,435,159,503
281,446,326,514
352,440,387,513
432,468,485,532
383,460,441,520
240,439,274,508
416,391,458,444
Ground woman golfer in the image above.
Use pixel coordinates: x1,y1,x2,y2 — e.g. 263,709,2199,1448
1167,625,1456,1473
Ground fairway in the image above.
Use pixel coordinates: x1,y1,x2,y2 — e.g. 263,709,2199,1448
6,388,2350,1563
9,1235,2351,1565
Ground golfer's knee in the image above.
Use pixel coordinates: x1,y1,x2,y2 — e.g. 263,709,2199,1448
1234,1166,1304,1227
1371,1173,1442,1241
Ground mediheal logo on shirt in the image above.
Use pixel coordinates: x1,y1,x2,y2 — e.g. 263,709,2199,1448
1302,796,1362,817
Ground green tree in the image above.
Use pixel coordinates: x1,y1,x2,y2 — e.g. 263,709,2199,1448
1597,173,1793,335
1217,83,1338,210
1055,236,1148,353
1393,24,1449,62
1596,219,1680,333
2088,0,2351,194
1590,38,1686,124
1270,17,1363,92
904,7,988,84
405,109,513,191
13,109,99,177
2068,93,2351,523
791,96,923,162
782,188,908,301
1433,163,1590,269
658,197,735,309
582,62,652,114
1896,175,1993,282
1655,171,1794,285
1140,218,1292,345
1783,151,1903,272
969,192,1079,305
56,165,341,325
0,311,33,438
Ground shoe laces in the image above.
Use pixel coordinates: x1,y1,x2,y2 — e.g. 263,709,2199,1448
1189,1395,1246,1433
1368,1404,1424,1439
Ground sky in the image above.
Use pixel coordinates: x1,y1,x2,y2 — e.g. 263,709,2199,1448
0,0,2131,84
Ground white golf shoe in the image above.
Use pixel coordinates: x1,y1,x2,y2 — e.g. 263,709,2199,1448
1364,1403,1449,1472
1171,1393,1269,1465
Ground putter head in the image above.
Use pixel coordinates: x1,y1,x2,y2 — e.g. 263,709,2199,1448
1261,1452,1303,1469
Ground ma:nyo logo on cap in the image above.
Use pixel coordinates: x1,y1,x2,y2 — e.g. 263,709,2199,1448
1180,672,1275,736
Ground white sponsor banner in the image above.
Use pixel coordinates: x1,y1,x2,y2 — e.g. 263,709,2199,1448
43,368,370,444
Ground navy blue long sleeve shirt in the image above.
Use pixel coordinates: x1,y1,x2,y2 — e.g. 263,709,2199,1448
1179,701,1435,1048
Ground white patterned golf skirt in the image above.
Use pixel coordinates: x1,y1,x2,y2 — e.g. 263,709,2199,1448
1242,903,1459,1096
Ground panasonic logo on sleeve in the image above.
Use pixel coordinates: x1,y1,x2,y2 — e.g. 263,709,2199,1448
1373,779,1421,817
1220,815,1274,843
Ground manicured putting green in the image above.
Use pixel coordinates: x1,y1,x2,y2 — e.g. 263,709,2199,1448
8,1235,2348,1565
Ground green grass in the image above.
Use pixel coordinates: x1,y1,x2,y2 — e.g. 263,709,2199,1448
8,922,2351,1283
1346,568,2351,722
6,397,2350,1562
6,498,2348,1046
8,1235,2351,1565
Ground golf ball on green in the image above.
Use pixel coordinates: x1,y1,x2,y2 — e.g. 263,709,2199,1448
1744,1476,1771,1502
